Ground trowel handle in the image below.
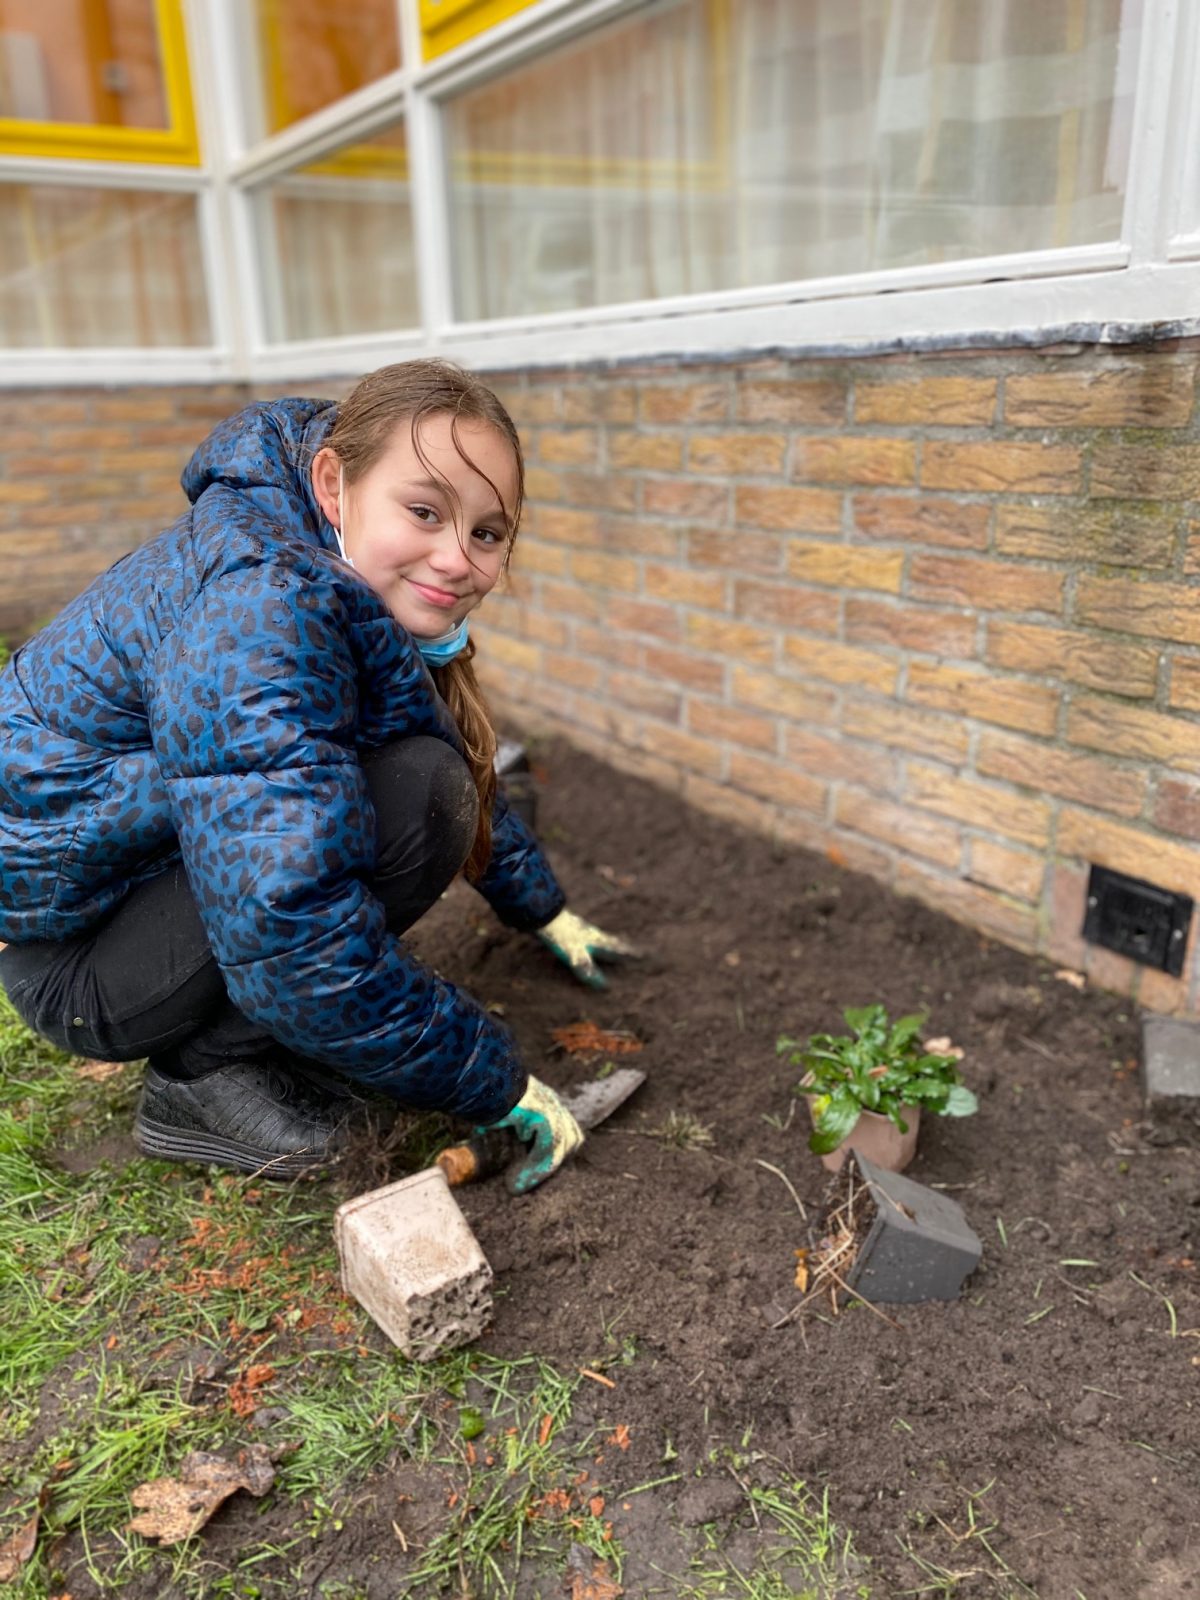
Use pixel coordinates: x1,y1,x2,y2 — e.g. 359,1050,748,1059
436,1127,516,1187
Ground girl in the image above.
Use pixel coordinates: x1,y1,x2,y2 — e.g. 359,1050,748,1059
0,360,634,1193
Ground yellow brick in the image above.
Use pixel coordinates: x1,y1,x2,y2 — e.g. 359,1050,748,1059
785,542,904,593
792,436,915,486
609,669,682,721
893,861,1039,950
1137,965,1192,1016
906,661,1059,736
782,637,899,693
514,541,570,577
729,751,827,813
735,484,842,533
731,666,838,724
610,432,684,471
688,433,787,476
736,379,845,425
607,598,679,640
985,620,1159,698
966,838,1045,903
570,550,639,591
481,634,542,674
1057,808,1200,901
835,790,961,866
683,772,792,837
645,645,726,693
908,555,1064,614
922,441,1081,494
1154,776,1200,842
541,652,604,692
687,699,777,751
655,725,725,778
851,494,990,550
906,761,1052,848
1075,576,1200,645
995,503,1177,568
843,599,976,658
644,479,730,521
854,376,996,426
1170,657,1200,712
541,579,603,621
645,564,727,609
1066,694,1200,776
640,383,729,424
0,482,52,504
840,695,971,764
734,579,837,633
685,614,775,664
1005,363,1196,427
688,528,784,574
536,506,603,546
784,727,898,793
561,384,636,423
976,729,1145,817
537,429,600,467
1091,444,1200,499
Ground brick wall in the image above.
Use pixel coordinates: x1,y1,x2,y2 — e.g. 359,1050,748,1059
3,345,1200,1016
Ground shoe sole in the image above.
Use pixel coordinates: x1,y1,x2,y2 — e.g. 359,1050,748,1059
134,1114,333,1178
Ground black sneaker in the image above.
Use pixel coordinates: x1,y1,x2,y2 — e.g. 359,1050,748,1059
133,1057,355,1178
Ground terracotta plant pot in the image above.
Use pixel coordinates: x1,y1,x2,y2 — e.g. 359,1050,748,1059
805,1097,920,1175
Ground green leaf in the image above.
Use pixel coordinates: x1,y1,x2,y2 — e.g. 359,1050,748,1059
808,1090,860,1155
888,1012,927,1050
459,1406,486,1440
843,1004,884,1038
943,1085,978,1117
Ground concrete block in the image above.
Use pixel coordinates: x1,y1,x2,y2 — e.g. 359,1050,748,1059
334,1167,493,1360
845,1153,982,1304
1142,1015,1200,1111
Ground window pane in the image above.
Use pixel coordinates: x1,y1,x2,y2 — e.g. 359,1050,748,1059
254,122,417,342
0,0,167,128
0,185,209,346
245,0,400,139
446,0,1141,320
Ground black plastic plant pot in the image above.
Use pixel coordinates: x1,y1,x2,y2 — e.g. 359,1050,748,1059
844,1152,983,1304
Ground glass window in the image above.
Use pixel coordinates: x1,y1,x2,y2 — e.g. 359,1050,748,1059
444,0,1141,321
245,0,400,140
420,0,539,62
0,0,197,162
253,121,417,342
0,184,210,346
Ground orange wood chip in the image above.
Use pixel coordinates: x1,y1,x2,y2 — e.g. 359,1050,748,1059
551,1021,643,1055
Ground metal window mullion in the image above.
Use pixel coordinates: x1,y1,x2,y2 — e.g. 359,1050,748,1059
407,81,454,336
1122,0,1185,265
398,0,424,73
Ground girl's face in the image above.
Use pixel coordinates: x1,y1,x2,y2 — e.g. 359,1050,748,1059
313,413,516,638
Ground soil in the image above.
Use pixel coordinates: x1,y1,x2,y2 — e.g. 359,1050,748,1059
27,737,1200,1597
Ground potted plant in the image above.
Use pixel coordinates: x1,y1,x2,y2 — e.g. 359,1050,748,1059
776,1004,977,1173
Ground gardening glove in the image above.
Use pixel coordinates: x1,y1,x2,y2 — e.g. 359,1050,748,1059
536,908,640,990
479,1075,585,1195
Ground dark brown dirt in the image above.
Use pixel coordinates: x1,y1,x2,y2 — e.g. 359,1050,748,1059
401,736,1200,1599
28,736,1200,1598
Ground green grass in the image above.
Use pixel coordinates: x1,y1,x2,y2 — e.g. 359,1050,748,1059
0,989,870,1598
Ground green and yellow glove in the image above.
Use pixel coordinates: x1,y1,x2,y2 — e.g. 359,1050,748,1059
479,1075,585,1194
536,907,640,990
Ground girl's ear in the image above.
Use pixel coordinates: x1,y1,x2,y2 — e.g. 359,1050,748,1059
311,446,342,528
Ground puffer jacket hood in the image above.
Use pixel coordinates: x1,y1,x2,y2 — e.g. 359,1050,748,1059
0,398,565,1122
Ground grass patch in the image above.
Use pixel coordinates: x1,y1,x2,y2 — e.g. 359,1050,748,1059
0,988,869,1598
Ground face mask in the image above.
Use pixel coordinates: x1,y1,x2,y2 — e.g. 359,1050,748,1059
333,465,355,569
417,617,470,666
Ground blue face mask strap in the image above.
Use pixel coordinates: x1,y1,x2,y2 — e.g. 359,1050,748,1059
417,618,470,667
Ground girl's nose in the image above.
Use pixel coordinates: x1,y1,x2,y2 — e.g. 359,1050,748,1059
428,527,472,578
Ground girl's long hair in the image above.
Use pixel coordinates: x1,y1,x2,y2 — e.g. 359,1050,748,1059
326,359,524,881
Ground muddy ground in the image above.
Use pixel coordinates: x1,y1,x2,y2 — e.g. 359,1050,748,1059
31,736,1200,1597
410,737,1200,1599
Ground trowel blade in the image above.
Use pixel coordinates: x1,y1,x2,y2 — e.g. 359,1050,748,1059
560,1066,645,1131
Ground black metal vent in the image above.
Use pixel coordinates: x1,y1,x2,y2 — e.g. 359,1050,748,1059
1082,865,1193,977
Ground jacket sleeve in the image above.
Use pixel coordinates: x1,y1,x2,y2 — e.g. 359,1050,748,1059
473,784,567,932
146,562,526,1123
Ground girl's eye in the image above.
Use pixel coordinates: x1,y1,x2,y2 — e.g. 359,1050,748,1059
473,527,502,546
410,504,439,523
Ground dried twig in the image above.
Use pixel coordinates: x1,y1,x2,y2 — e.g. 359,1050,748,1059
754,1159,808,1221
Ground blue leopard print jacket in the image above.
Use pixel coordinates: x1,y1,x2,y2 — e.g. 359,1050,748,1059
0,398,566,1121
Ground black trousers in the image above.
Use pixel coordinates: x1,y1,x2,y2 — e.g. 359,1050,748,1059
0,738,477,1079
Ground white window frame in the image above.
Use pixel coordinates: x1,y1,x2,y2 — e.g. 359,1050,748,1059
0,0,1197,386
